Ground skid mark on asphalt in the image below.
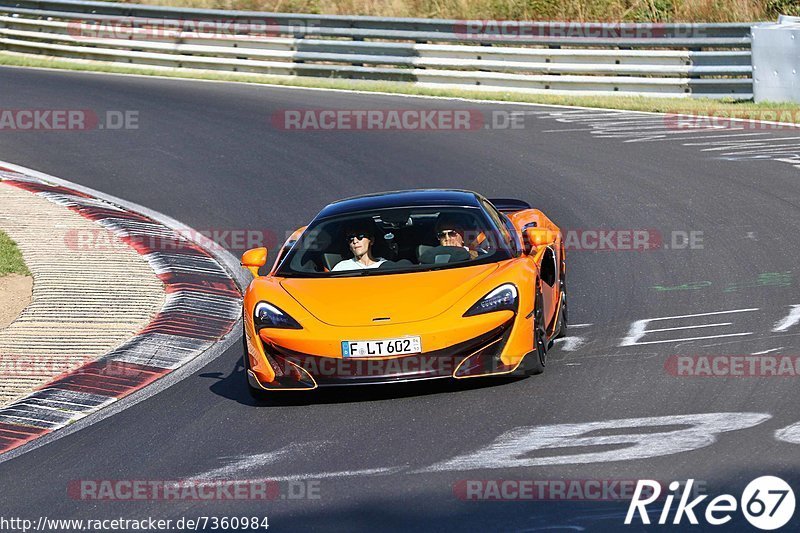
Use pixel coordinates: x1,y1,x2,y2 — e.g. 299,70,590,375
189,442,328,480
192,454,406,483
254,467,407,482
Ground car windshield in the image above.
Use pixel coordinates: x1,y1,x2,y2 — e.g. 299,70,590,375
276,206,514,278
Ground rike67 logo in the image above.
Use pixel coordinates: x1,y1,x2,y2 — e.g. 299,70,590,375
626,477,795,530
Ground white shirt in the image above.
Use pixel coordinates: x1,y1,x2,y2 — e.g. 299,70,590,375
332,258,386,271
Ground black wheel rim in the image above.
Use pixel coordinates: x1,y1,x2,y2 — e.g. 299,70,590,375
535,298,547,367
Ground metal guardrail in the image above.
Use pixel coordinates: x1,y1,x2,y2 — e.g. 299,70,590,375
0,0,756,98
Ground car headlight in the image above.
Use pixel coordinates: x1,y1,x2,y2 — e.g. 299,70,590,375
463,284,518,317
254,302,302,330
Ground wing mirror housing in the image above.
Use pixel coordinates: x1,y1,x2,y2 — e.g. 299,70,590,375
241,247,268,278
524,228,555,254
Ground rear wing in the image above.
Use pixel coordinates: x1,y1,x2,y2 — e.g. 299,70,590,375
488,198,532,214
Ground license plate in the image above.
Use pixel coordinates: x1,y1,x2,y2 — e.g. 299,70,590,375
342,336,422,358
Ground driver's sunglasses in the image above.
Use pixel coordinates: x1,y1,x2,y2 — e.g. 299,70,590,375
437,229,461,239
346,233,369,242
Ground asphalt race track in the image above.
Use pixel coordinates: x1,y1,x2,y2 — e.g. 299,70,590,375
1,66,800,531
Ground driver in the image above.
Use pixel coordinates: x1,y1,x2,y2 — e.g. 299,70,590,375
332,225,386,271
435,215,481,260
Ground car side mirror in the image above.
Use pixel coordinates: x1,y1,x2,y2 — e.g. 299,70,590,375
524,228,555,254
241,247,268,278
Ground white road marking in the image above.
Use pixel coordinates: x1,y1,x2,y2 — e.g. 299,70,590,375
680,134,778,145
751,348,783,355
422,412,770,470
620,308,758,347
699,143,800,154
625,332,753,346
775,422,800,445
773,305,800,333
646,322,732,333
604,128,731,139
638,132,773,142
774,157,800,169
520,525,586,533
691,136,800,146
601,123,718,133
553,337,585,351
570,323,593,328
716,145,800,156
541,128,593,133
716,140,800,150
621,320,649,347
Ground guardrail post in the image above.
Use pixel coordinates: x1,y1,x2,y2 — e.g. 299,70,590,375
752,16,800,103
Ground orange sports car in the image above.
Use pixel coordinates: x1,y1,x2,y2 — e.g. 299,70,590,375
241,189,566,395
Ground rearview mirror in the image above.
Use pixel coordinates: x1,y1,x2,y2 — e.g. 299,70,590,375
241,247,268,278
524,228,555,254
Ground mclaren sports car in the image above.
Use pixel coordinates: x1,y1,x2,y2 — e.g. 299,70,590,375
241,189,566,394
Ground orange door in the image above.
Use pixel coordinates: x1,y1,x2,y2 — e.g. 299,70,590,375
539,245,560,331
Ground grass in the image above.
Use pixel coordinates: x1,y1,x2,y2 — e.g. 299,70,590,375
2,52,799,123
116,0,800,22
0,230,29,277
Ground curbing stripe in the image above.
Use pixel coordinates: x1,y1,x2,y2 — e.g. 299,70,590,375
103,333,214,369
0,166,242,454
46,361,170,397
162,292,241,320
0,179,164,404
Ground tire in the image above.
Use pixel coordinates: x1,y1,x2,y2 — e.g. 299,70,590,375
524,287,547,375
555,281,568,339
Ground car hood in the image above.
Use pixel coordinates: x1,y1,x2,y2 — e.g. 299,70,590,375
280,264,499,327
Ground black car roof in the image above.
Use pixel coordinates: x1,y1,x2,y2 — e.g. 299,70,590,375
316,189,483,219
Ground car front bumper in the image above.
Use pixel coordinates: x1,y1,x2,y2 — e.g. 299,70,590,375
248,317,524,390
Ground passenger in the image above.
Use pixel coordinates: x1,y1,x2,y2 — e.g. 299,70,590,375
332,227,386,271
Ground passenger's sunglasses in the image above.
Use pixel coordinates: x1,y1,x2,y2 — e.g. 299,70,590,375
346,233,370,242
437,230,461,239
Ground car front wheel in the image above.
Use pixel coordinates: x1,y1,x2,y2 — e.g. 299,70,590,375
524,287,547,375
